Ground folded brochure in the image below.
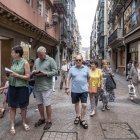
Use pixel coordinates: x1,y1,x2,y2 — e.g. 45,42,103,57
5,67,13,73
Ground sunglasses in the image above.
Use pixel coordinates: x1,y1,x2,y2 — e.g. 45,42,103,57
76,59,82,62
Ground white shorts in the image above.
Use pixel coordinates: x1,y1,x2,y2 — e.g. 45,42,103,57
34,89,52,106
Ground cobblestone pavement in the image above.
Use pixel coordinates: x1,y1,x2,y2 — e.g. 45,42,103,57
0,74,140,140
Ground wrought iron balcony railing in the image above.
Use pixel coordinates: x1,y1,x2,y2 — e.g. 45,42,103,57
108,28,123,45
53,0,67,14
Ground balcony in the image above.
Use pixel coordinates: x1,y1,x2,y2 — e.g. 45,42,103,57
108,11,115,23
111,1,124,17
53,0,67,14
108,28,123,46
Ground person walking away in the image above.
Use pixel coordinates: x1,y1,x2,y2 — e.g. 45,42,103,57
89,60,102,117
127,61,133,81
66,54,89,129
130,61,140,100
7,46,30,135
28,59,35,97
101,60,116,111
0,73,10,118
60,59,69,89
33,46,57,130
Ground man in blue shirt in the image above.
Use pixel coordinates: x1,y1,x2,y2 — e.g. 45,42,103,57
66,54,89,129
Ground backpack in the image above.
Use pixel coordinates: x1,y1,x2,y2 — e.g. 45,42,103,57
105,74,116,90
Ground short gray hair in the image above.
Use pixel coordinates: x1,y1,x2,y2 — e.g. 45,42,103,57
37,46,46,53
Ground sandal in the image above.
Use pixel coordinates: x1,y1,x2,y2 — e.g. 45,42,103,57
23,123,30,131
105,105,110,110
34,119,45,127
74,116,80,124
43,121,52,130
10,126,16,135
80,120,88,129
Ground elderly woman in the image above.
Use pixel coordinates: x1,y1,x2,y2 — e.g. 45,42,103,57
89,60,102,116
7,46,30,135
100,60,116,111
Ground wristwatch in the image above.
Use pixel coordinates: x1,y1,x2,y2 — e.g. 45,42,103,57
65,88,69,90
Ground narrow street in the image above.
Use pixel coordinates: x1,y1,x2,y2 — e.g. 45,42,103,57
0,75,140,140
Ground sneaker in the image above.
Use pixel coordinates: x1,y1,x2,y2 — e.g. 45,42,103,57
34,109,39,112
102,106,105,111
52,89,55,92
90,110,96,117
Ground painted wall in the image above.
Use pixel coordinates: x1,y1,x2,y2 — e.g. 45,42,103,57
0,0,59,40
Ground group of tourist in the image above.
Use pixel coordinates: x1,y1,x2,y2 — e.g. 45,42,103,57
0,45,117,135
65,55,116,129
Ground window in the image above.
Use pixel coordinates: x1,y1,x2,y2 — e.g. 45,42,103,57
131,12,137,26
37,0,43,16
25,0,32,6
45,5,50,22
124,0,139,34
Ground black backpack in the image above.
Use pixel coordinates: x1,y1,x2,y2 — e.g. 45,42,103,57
105,74,116,91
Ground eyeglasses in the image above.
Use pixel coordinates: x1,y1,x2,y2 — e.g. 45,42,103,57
76,59,82,62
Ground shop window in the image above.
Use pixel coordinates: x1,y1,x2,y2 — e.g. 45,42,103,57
20,41,31,60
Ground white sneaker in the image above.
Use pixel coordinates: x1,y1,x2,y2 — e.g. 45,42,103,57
53,89,55,92
90,110,96,117
34,109,39,112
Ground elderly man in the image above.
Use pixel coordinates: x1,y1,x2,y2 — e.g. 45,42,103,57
66,54,89,129
33,46,57,130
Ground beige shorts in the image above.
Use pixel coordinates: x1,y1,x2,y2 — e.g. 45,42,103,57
34,89,52,106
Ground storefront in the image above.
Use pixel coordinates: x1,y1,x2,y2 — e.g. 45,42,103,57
128,42,139,62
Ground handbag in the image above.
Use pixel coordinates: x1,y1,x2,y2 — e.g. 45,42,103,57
128,83,137,97
106,74,116,90
91,86,97,93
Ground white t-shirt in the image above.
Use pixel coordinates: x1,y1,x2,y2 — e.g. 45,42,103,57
3,81,9,94
137,68,140,81
61,64,69,72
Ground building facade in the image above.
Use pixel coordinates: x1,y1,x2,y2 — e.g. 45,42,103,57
90,4,99,60
0,0,68,85
72,19,81,59
98,0,108,60
67,0,76,60
108,0,140,75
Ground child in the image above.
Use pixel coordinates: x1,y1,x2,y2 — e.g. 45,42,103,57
0,73,10,118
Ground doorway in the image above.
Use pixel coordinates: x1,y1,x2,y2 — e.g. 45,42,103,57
0,37,12,85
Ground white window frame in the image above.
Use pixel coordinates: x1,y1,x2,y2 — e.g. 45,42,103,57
25,0,32,6
45,5,50,22
37,0,43,16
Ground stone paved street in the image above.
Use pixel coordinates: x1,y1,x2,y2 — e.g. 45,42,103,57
0,74,140,140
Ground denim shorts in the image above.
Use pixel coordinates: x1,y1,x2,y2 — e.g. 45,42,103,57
71,92,88,104
7,86,29,108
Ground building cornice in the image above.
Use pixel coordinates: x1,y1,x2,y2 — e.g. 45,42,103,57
0,2,58,47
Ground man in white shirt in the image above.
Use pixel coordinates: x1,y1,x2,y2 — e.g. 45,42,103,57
60,59,69,89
